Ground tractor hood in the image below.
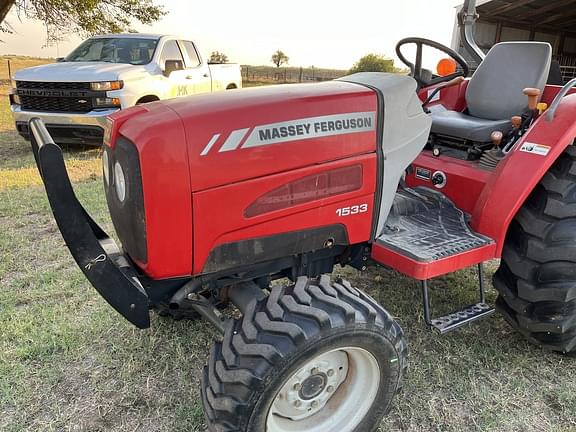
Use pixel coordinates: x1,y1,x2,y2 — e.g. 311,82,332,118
108,74,430,279
165,81,380,192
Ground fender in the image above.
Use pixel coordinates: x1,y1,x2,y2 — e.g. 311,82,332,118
472,94,576,254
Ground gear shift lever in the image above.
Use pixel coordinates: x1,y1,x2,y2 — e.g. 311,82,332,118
479,130,505,170
490,131,503,148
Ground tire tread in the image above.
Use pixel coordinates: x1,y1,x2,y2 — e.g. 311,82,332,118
201,276,408,431
495,144,576,354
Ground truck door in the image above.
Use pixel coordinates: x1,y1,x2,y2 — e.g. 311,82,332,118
159,39,193,99
179,40,212,94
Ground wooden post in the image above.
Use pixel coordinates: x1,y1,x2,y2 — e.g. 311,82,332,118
7,59,11,79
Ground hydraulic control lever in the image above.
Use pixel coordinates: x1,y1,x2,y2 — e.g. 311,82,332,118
502,88,541,153
524,87,540,111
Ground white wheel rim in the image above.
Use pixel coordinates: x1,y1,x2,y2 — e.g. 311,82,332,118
266,347,380,432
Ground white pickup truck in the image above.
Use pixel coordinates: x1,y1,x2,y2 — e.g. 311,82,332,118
10,34,242,145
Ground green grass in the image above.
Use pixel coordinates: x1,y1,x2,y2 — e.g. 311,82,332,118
0,66,575,431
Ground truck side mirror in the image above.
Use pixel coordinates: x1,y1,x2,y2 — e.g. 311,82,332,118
164,60,184,76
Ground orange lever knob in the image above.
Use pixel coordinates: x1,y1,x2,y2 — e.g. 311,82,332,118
523,87,541,110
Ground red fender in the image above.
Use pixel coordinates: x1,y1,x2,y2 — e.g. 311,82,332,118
472,94,576,255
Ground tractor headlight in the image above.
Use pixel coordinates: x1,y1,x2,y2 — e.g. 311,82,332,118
114,161,126,202
90,81,124,91
102,150,110,186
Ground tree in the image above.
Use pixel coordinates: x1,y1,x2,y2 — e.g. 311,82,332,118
349,54,396,74
0,0,165,44
209,51,228,64
271,49,289,68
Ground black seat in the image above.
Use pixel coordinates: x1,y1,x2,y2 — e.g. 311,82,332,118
430,42,552,143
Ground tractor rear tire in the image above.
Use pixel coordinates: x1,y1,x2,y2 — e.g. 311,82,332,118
494,145,576,355
201,275,408,432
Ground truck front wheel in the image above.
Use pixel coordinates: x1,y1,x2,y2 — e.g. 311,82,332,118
494,145,576,355
201,275,408,432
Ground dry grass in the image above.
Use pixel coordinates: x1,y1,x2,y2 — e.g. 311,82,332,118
0,159,101,191
0,56,53,81
0,57,575,432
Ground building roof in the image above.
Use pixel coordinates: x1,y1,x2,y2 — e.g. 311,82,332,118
476,0,576,35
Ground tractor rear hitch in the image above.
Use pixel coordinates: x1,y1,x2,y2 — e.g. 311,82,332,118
29,118,151,329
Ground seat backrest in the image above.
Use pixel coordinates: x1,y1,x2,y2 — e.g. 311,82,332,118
466,42,552,120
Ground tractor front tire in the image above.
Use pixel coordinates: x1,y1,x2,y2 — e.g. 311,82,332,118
494,145,576,354
201,275,408,432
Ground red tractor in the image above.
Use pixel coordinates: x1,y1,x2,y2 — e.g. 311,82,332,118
29,2,576,431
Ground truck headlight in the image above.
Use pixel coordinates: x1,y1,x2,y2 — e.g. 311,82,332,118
114,161,126,202
91,81,124,91
102,150,110,186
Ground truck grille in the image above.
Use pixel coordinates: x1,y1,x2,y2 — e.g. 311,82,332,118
19,95,94,113
17,81,91,90
16,81,96,113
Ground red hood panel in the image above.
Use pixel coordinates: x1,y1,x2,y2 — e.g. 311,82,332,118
163,81,379,192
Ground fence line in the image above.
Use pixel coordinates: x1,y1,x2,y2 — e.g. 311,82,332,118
242,66,346,84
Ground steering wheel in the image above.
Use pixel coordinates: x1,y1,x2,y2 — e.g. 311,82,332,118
395,37,470,89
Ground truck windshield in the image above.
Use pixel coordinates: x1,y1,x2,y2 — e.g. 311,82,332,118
65,38,159,65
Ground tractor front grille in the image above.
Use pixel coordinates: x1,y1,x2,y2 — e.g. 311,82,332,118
104,137,148,264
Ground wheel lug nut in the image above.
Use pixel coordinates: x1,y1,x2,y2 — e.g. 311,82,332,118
294,400,302,407
327,369,334,377
311,400,319,408
327,385,334,393
311,367,319,375
293,383,301,391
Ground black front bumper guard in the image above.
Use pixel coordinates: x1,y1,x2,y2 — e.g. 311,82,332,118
29,118,151,329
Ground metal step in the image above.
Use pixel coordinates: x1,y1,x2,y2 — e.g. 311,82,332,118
421,264,495,334
430,303,495,334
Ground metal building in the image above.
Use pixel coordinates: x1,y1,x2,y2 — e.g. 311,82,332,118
452,0,576,83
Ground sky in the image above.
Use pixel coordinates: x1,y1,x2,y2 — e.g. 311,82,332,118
0,0,462,70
